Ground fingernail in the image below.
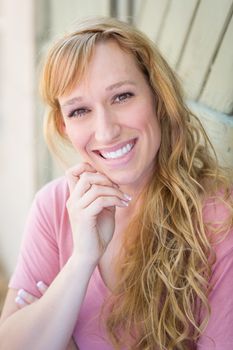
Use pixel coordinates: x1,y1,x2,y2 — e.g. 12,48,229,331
36,281,44,289
121,200,129,207
18,289,26,298
15,296,25,305
124,194,132,201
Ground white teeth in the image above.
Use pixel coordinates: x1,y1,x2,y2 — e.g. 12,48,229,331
100,142,134,159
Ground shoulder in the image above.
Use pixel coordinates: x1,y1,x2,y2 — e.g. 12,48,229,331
8,177,70,294
202,189,233,260
30,176,69,228
202,189,233,224
35,176,69,207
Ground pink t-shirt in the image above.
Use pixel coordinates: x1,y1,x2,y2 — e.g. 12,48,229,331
9,177,233,349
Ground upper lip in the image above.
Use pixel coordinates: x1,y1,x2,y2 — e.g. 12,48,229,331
93,138,137,154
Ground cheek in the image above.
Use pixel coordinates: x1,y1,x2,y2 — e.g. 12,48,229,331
132,104,160,137
65,125,88,153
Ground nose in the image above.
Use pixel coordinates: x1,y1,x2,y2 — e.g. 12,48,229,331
94,107,121,143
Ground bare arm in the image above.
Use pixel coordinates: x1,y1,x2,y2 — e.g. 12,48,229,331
1,287,79,350
0,255,95,350
0,163,129,350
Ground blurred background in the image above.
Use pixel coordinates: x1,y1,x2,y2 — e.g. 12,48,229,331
0,0,233,309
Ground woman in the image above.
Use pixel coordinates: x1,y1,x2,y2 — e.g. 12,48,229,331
0,17,232,350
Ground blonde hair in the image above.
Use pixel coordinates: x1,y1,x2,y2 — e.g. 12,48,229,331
40,17,233,350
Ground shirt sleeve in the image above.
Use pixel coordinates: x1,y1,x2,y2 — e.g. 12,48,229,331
9,188,60,297
197,196,233,349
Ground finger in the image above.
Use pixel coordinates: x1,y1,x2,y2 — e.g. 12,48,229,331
15,295,27,309
36,281,48,295
74,172,118,198
17,289,38,304
66,163,96,193
85,196,129,217
80,185,131,209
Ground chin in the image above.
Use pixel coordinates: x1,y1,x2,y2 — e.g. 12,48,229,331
107,172,143,188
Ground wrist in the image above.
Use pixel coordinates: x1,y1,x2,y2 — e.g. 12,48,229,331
68,252,98,272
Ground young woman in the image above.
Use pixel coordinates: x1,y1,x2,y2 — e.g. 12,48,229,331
0,17,232,350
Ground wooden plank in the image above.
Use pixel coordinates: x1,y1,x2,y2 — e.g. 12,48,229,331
133,0,142,20
116,0,129,22
136,0,169,42
35,0,50,41
199,16,233,114
177,0,233,100
188,101,233,167
50,0,110,36
157,0,198,68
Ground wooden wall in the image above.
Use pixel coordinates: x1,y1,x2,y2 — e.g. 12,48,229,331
0,0,232,279
136,0,233,166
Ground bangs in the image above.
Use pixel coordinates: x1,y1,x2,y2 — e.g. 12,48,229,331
41,23,151,107
42,33,100,104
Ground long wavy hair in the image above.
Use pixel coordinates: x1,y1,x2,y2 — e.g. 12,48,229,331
40,17,233,350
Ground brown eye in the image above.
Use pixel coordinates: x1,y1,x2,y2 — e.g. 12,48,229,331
68,108,90,118
114,92,134,103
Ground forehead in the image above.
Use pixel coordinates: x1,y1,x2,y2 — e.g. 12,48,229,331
91,42,138,78
59,40,144,101
87,40,137,71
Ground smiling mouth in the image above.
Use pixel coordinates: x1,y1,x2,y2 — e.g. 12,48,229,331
94,138,137,160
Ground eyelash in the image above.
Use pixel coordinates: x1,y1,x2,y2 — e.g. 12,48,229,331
67,108,89,118
66,92,134,118
113,91,134,103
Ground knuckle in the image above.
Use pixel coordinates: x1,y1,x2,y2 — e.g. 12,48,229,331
91,183,97,191
96,196,106,205
66,163,86,177
79,172,88,181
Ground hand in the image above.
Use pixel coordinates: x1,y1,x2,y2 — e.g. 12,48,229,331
15,281,47,308
15,282,79,350
66,163,131,263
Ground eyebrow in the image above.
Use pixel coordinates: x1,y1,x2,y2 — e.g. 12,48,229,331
61,96,83,108
60,80,136,108
105,80,136,91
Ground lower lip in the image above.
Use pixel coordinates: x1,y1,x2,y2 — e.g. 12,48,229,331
97,139,137,168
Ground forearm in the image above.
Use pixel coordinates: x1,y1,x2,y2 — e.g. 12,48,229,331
0,255,95,350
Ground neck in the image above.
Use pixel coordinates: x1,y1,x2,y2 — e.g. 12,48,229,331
115,182,146,226
118,160,156,199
